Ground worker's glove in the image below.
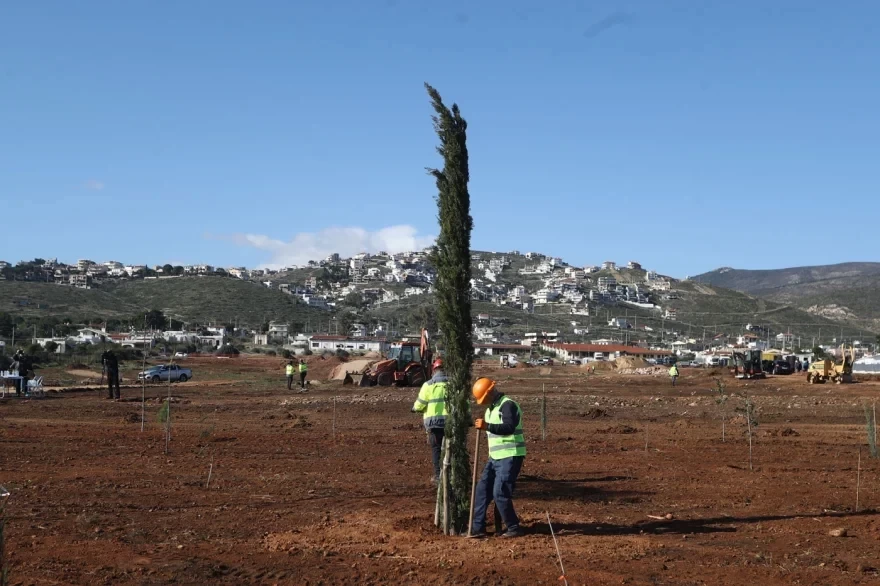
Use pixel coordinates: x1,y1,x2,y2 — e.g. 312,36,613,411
474,418,488,430
410,408,417,413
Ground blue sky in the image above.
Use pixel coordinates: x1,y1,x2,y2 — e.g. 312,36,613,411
2,0,878,277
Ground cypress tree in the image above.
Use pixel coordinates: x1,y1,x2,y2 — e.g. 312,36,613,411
425,83,474,533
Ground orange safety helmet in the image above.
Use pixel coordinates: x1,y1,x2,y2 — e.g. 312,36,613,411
472,377,496,405
432,358,443,370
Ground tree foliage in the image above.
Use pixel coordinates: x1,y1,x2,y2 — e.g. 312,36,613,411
426,82,474,533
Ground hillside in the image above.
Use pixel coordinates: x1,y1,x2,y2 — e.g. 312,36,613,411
693,263,880,330
0,277,327,327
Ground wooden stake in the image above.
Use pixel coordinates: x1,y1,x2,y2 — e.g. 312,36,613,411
442,439,451,535
205,454,214,489
332,396,337,442
434,439,444,527
468,429,481,537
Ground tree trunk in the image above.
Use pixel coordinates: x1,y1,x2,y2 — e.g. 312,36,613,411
426,83,474,534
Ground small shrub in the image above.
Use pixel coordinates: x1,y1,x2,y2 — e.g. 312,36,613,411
253,348,262,354
303,349,313,356
281,349,292,359
335,349,350,360
266,350,277,356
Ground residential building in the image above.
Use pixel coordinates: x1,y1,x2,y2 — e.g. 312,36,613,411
602,261,616,270
34,338,68,353
267,322,289,343
542,343,672,362
308,335,389,353
326,253,340,263
664,308,677,320
474,343,531,356
627,261,642,270
306,276,318,290
608,317,631,329
69,274,92,289
597,276,617,292
77,259,95,272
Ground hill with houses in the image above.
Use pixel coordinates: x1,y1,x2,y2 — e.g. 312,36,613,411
0,251,873,357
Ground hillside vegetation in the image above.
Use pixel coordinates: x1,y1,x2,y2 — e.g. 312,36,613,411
0,277,327,327
693,263,880,330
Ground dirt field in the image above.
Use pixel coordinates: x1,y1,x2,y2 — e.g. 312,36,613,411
3,356,880,585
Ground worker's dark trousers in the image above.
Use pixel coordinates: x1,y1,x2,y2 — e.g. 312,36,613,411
286,375,294,390
427,428,444,480
471,455,524,533
299,372,306,388
107,370,120,399
671,375,678,387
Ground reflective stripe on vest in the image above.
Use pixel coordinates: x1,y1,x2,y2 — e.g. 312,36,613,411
286,365,295,375
299,363,307,373
413,382,447,429
485,396,526,459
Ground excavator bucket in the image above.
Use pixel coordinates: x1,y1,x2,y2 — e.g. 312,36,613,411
343,371,366,386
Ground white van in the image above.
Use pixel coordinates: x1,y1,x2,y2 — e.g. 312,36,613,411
594,352,606,361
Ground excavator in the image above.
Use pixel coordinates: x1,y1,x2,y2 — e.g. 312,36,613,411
806,345,855,384
731,349,766,379
344,329,434,387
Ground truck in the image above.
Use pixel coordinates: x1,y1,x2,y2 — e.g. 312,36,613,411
731,350,766,379
137,364,193,383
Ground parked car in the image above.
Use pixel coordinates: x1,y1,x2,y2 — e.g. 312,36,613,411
772,360,793,375
137,364,193,383
174,352,188,358
567,359,581,365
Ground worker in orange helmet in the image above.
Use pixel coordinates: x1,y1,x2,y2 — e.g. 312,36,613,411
412,358,448,484
467,377,526,538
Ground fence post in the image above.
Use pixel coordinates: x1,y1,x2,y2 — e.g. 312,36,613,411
541,383,547,441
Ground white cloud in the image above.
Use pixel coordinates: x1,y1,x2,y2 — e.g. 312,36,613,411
231,225,436,269
84,179,105,191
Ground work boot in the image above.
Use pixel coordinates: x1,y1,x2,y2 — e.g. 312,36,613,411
464,530,487,539
500,527,524,538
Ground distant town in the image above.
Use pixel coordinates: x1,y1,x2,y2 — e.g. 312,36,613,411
0,252,873,367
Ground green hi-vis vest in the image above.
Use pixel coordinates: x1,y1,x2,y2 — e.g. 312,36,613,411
485,396,526,460
285,364,295,375
412,381,447,429
299,363,308,373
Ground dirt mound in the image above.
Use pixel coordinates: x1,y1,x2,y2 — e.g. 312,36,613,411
67,369,102,379
598,425,640,434
578,408,609,419
363,351,381,359
779,427,800,437
615,356,650,369
329,359,376,380
121,412,140,424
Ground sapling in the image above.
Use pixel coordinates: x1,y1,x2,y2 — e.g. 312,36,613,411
712,377,729,442
736,394,759,471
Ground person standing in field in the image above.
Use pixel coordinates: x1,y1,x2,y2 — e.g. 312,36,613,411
103,350,120,399
468,377,527,539
298,359,308,391
411,359,447,484
668,362,679,387
285,360,295,390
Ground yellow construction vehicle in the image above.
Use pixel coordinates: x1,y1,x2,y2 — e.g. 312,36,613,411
806,346,855,384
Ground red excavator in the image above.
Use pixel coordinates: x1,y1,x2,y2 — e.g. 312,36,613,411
351,329,433,387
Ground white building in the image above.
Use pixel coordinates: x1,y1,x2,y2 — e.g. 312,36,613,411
602,261,616,270
308,335,389,353
77,259,95,272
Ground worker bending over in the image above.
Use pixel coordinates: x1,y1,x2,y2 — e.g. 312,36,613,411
469,377,526,538
412,359,447,484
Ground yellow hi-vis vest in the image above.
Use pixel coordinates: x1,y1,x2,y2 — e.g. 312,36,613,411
299,363,307,373
485,396,526,460
412,381,447,429
669,366,679,377
285,364,295,376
